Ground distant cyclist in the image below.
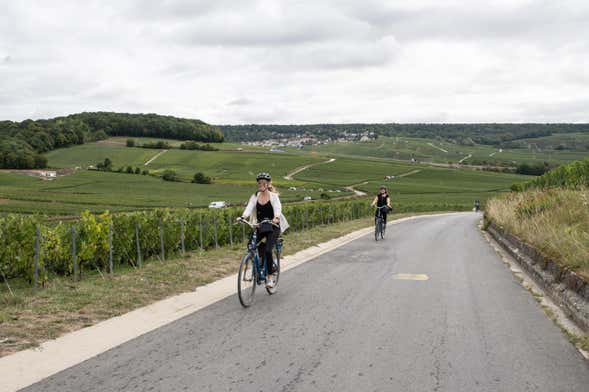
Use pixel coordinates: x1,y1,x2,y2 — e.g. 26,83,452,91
371,185,392,225
240,172,289,289
474,199,481,212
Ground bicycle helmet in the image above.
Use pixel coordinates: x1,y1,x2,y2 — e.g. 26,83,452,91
256,172,272,181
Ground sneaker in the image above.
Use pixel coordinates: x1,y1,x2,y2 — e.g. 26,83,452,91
266,277,274,289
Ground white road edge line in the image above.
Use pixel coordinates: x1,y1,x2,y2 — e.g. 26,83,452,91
0,212,463,392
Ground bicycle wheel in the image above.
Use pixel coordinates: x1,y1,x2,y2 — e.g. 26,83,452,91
380,219,385,239
374,218,381,241
238,253,257,307
266,251,280,295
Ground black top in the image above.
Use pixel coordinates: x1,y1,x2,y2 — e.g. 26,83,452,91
376,194,389,207
257,201,274,221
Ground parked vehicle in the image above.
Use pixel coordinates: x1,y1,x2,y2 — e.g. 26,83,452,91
208,201,227,209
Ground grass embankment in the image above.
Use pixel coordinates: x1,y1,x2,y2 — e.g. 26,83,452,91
2,213,434,357
486,188,589,278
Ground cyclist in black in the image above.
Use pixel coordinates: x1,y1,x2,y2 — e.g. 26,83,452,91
371,185,392,225
240,172,289,288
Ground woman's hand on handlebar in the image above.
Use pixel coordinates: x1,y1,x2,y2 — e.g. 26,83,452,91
259,218,280,227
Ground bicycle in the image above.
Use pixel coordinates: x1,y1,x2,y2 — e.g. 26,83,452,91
374,205,387,241
236,218,283,308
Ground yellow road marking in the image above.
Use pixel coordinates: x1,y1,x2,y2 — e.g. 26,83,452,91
393,273,429,281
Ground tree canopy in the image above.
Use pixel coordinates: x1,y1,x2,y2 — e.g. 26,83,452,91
0,112,223,169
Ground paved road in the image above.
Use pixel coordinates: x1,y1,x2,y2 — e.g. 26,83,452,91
22,213,589,391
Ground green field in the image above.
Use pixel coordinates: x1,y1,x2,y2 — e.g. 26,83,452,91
0,136,542,215
516,132,589,151
295,155,530,205
147,149,323,183
0,170,343,215
296,157,419,186
308,135,589,166
45,143,155,169
358,167,526,206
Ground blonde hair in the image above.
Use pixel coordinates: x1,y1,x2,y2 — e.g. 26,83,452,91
268,182,279,195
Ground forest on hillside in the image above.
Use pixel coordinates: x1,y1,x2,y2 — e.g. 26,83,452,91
219,123,589,145
0,112,223,169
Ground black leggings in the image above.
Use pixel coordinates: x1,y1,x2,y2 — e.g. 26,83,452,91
375,209,388,225
257,226,280,274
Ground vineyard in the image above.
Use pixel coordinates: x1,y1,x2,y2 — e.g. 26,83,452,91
512,157,589,191
0,197,476,288
0,199,375,287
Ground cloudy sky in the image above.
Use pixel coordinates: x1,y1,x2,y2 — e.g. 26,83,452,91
1,0,588,124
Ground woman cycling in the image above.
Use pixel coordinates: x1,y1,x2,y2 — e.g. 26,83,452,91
371,185,392,225
240,172,289,288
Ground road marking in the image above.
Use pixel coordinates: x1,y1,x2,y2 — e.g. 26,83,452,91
393,273,429,281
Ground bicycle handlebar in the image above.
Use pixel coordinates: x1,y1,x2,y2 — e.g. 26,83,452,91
236,217,279,228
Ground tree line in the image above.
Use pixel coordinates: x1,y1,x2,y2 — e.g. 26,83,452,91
219,123,589,146
0,112,223,169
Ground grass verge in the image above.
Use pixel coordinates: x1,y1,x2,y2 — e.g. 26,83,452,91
486,187,589,278
0,213,432,357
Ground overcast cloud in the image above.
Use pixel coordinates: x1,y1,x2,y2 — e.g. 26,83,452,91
1,0,588,124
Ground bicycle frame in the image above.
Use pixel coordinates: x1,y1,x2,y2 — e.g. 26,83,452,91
375,205,387,221
239,218,280,283
246,230,269,283
374,205,387,240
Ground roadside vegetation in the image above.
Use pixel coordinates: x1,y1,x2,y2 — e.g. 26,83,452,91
486,158,589,277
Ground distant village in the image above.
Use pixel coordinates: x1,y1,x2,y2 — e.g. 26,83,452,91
242,131,376,150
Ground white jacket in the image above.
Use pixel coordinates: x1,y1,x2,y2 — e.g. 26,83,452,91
242,191,290,233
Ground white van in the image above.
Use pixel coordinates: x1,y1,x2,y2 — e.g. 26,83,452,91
208,201,227,209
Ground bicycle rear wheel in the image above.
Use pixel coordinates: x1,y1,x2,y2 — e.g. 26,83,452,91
266,251,280,295
238,253,256,307
380,220,385,239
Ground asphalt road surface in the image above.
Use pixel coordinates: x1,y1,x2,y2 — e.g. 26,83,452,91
22,213,589,391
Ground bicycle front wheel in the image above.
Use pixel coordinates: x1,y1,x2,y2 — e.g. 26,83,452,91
238,253,257,307
375,219,381,241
